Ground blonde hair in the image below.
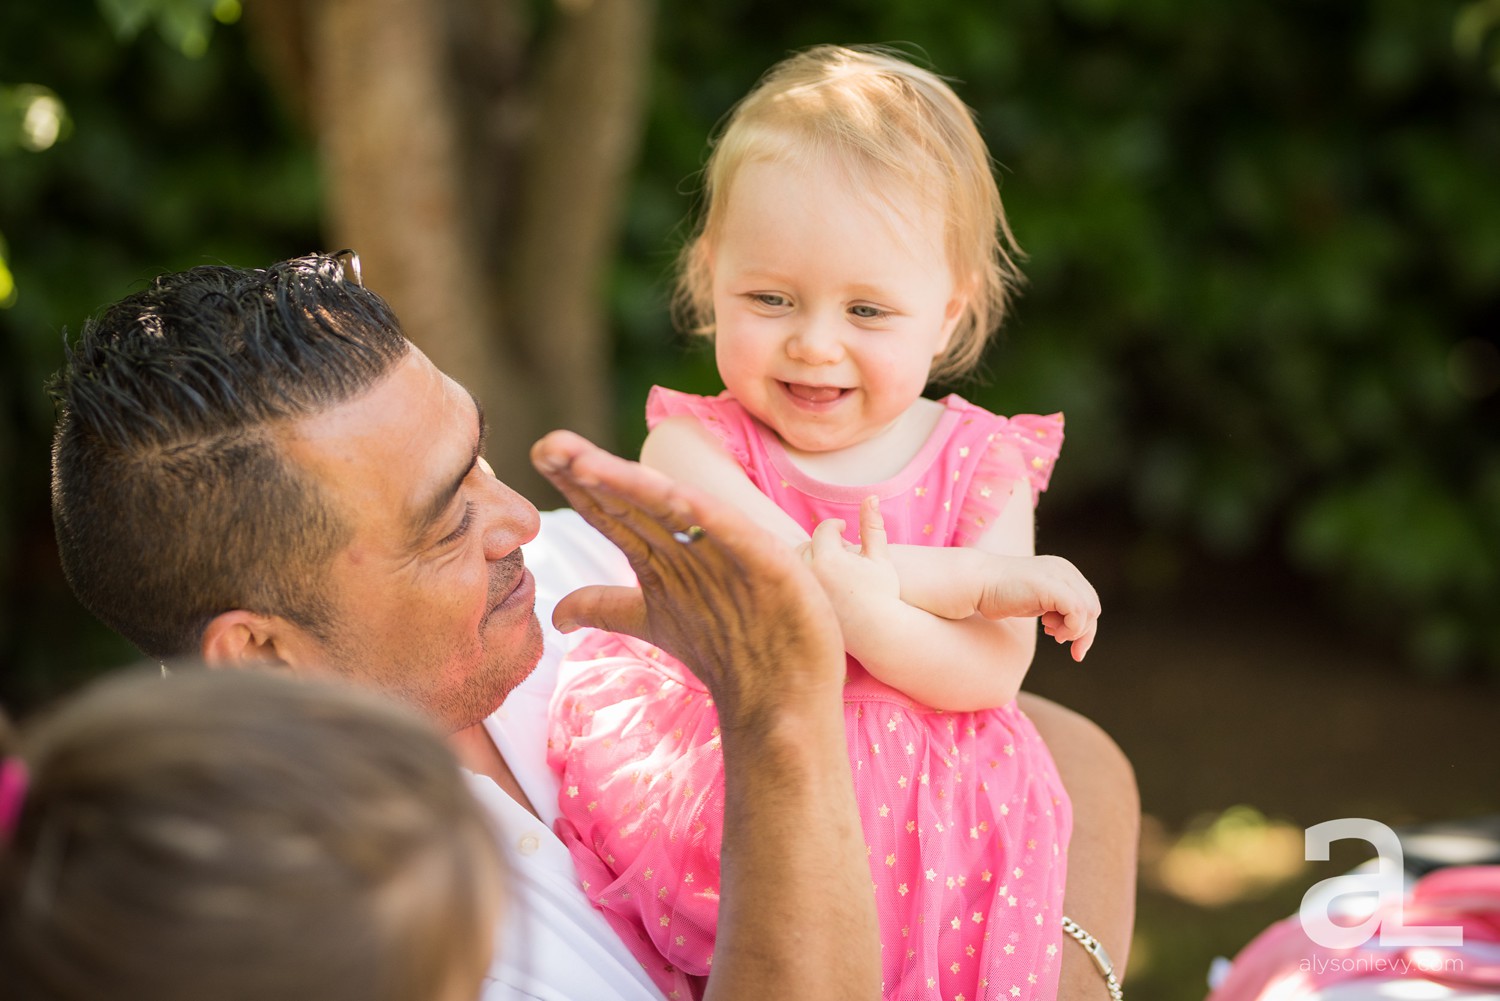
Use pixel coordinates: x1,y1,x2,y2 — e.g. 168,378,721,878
0,668,501,1001
675,44,1024,383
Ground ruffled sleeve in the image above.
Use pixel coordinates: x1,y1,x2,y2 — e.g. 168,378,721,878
1001,412,1065,502
645,386,755,467
952,412,1064,548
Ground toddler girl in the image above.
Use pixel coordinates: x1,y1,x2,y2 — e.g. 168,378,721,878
549,45,1098,1001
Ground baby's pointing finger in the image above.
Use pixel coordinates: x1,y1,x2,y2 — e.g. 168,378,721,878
858,495,888,560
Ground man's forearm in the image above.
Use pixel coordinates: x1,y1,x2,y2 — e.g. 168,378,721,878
1018,693,1138,999
708,699,880,1001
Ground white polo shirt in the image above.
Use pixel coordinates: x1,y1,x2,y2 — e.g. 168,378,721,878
471,509,667,1001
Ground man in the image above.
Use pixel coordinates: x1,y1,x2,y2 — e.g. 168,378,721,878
50,254,1135,999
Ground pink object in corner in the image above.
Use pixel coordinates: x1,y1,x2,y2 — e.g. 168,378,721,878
1206,865,1500,1000
0,758,28,843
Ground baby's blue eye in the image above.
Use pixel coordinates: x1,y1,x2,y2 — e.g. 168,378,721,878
850,304,885,319
754,293,789,307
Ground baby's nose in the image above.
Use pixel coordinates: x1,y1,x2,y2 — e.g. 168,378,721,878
786,315,844,365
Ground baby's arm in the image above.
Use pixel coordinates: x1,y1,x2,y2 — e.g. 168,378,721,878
644,418,1098,710
886,544,1100,659
808,486,1085,710
642,416,813,545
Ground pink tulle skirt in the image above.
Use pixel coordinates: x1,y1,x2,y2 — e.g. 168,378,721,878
549,630,1072,1001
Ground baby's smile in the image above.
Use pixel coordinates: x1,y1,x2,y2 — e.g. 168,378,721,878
780,381,851,406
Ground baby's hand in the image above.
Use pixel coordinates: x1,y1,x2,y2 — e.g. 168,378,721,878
975,554,1101,662
801,496,901,618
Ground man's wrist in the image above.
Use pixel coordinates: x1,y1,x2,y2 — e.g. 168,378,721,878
1062,916,1125,1001
717,687,847,790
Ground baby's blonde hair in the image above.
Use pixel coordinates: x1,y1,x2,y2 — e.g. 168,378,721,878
676,44,1024,383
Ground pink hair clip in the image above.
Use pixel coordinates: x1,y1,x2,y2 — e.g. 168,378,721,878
0,758,29,841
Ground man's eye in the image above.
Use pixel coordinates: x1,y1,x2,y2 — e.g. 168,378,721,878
437,503,475,547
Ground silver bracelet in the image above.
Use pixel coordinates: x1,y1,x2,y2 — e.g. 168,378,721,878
1061,915,1124,1001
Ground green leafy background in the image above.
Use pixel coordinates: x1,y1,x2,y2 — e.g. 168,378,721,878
1,2,1497,997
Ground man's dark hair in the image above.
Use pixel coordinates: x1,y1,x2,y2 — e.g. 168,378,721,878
49,254,411,658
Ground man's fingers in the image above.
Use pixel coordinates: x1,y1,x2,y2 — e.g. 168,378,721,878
553,584,649,638
531,429,596,487
535,431,849,731
534,431,682,526
531,432,640,547
532,430,708,568
536,430,782,569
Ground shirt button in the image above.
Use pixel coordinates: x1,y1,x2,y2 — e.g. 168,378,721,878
518,834,541,856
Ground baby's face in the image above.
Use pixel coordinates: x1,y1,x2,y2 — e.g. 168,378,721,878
708,155,966,457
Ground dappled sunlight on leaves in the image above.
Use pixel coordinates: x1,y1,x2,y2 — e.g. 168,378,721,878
0,84,71,154
1455,0,1500,84
96,0,240,59
0,246,15,310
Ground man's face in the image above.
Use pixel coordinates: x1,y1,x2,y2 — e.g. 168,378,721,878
277,348,543,731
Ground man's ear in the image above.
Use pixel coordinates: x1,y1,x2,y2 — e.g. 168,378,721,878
200,610,312,673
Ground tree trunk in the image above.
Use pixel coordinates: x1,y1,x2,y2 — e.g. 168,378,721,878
246,0,656,503
309,0,535,482
505,0,656,451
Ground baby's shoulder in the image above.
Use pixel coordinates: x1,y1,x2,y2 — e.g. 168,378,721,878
935,394,1064,447
644,385,758,466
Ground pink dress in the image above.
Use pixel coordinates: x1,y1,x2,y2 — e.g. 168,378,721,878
548,387,1073,1001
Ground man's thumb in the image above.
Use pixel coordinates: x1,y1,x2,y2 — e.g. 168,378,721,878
553,585,648,639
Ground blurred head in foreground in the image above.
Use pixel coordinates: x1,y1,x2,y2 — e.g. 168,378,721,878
0,668,502,1001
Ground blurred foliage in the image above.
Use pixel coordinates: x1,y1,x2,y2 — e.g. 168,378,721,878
0,0,320,708
1131,806,1327,1001
1,0,1497,719
615,0,1500,678
97,0,242,59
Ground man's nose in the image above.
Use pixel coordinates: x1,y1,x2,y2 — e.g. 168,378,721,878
476,460,541,559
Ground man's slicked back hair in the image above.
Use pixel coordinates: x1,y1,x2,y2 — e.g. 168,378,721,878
49,254,411,658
